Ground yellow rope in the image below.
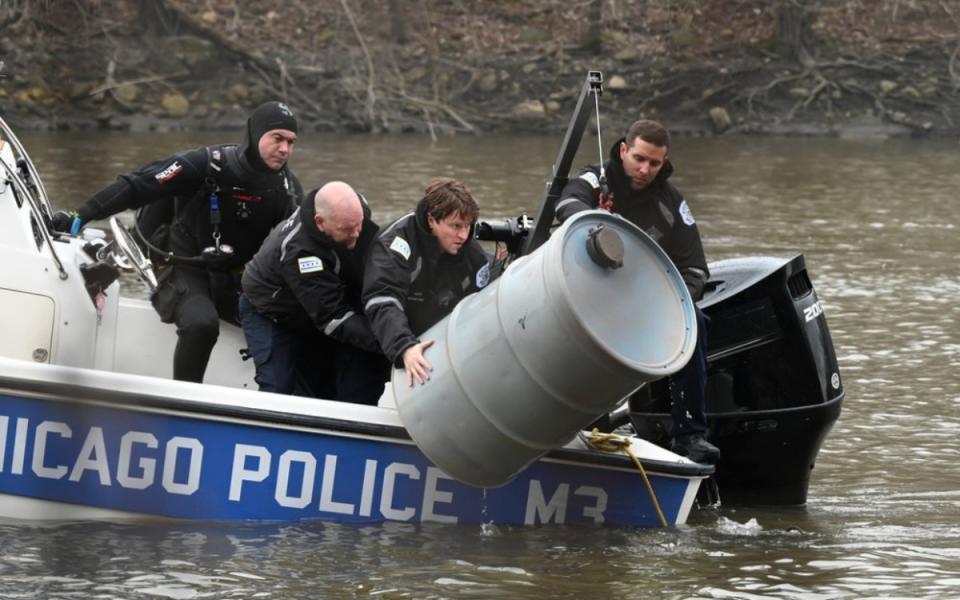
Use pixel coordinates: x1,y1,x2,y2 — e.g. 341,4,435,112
584,428,669,528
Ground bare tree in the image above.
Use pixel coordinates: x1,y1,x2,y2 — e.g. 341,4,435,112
582,0,603,52
775,0,817,66
388,0,408,44
138,0,178,37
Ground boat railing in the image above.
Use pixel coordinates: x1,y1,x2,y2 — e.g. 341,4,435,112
0,115,68,280
0,115,52,215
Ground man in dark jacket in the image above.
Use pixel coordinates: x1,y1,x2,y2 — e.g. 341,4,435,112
239,181,388,404
363,177,491,388
555,119,719,463
51,101,303,383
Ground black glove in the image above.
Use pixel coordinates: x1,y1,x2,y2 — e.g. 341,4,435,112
51,211,78,233
50,210,89,236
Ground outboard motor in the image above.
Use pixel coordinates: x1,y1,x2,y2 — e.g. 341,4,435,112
629,255,844,505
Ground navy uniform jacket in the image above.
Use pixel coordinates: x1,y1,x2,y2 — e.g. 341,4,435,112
362,199,491,366
555,138,709,301
242,191,381,354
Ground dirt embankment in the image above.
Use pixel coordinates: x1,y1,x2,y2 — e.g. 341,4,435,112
3,0,960,139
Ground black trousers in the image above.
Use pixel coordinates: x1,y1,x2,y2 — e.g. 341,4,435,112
238,294,390,404
151,266,239,383
669,307,710,438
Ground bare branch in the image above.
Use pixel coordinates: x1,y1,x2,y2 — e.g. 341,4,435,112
949,41,960,82
88,71,187,97
391,89,478,133
339,0,377,128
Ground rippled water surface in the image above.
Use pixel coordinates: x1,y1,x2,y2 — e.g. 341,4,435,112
4,129,959,598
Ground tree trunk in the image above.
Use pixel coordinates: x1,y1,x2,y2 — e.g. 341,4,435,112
775,0,817,65
138,0,178,37
388,0,408,44
582,0,603,52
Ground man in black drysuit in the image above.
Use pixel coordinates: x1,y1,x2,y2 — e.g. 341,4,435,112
555,119,719,464
51,101,303,383
239,181,389,404
362,177,492,388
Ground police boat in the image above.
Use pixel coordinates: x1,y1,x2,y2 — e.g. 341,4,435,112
0,114,711,527
477,71,844,506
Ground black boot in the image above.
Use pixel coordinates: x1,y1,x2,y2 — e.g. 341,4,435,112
671,433,720,464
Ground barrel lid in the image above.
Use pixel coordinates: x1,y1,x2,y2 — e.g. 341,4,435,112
551,211,696,372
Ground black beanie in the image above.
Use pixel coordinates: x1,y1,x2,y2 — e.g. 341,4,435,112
242,101,298,172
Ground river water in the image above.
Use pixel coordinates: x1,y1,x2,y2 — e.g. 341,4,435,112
2,129,958,598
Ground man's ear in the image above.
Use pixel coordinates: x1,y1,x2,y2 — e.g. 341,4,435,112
314,213,325,232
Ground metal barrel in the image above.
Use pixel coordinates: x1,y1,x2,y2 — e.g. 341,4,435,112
393,210,697,488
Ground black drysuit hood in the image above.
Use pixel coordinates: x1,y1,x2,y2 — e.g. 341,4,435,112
240,101,298,174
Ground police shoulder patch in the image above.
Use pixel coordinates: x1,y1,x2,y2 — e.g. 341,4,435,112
389,236,411,260
679,199,696,226
578,171,601,189
298,256,324,274
475,262,491,289
154,161,183,184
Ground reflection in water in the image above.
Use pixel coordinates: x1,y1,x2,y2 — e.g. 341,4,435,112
7,131,960,598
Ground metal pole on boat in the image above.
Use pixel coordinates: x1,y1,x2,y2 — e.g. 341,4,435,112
0,116,53,219
0,141,68,280
591,77,612,204
521,70,603,255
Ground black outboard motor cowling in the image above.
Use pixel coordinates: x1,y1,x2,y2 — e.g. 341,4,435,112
629,254,844,505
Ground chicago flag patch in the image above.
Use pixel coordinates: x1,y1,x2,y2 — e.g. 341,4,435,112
298,256,323,274
389,236,411,260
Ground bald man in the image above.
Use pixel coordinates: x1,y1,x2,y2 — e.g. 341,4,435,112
240,181,389,403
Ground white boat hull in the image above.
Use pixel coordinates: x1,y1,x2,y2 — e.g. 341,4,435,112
0,358,708,526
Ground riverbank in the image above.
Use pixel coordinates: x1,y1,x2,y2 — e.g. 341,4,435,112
3,1,959,139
